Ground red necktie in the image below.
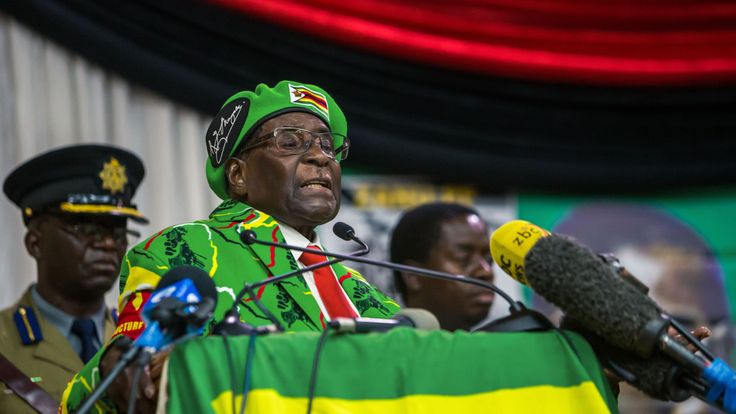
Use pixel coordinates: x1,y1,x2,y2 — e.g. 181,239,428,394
299,245,358,319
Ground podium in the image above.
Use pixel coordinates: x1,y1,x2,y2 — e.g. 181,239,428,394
162,329,618,413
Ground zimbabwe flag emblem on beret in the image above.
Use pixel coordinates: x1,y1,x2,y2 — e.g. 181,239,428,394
289,84,329,117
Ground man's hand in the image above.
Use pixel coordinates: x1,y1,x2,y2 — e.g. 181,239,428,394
670,325,711,352
603,325,711,395
99,338,171,414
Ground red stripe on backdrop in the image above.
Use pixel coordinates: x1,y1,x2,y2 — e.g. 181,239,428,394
210,0,736,85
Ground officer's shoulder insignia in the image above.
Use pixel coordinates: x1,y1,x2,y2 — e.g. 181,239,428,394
13,306,43,345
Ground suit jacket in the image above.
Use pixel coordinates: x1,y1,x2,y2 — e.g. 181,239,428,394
0,287,115,414
61,199,400,412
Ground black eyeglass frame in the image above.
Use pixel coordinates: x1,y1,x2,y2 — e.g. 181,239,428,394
239,127,350,162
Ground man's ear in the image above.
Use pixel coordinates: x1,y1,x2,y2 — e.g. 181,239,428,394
24,223,42,260
226,157,248,198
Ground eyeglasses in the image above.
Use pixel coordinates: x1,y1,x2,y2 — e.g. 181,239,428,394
53,217,139,244
240,127,350,162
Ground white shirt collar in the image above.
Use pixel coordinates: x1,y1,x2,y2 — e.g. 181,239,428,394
277,221,322,260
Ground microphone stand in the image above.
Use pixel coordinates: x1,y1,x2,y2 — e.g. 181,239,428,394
75,343,140,414
212,224,370,335
75,296,216,414
241,230,524,314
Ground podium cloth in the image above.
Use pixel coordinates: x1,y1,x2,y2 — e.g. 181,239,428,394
165,328,618,413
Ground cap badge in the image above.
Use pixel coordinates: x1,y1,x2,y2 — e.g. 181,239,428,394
99,157,128,194
289,84,329,117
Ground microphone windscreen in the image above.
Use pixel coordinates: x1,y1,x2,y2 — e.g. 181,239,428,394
561,316,687,402
396,308,440,330
157,265,218,304
490,219,550,285
332,222,355,241
525,235,660,354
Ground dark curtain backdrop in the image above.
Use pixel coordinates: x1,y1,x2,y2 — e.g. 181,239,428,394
3,0,736,192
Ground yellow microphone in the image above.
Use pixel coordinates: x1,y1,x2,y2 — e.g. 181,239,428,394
489,220,550,286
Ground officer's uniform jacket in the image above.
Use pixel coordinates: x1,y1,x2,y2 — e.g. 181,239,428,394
0,287,115,414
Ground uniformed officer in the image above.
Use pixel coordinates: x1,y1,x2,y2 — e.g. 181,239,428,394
0,144,148,413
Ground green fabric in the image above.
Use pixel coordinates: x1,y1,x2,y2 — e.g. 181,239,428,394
60,199,399,412
205,80,348,199
166,329,619,413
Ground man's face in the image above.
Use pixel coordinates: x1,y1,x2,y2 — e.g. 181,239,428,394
411,214,495,330
31,214,128,300
241,112,341,231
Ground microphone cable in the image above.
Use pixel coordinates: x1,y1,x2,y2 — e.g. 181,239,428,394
307,324,334,414
222,333,238,414
242,229,521,313
239,331,258,414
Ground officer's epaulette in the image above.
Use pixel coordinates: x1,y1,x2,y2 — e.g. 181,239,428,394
13,306,43,345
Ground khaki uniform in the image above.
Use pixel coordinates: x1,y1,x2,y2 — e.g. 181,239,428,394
0,287,115,414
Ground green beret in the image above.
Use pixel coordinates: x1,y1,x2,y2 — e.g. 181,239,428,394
204,80,347,200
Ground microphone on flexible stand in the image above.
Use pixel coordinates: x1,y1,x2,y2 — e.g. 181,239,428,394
241,227,553,332
332,221,369,252
329,308,440,333
211,222,370,336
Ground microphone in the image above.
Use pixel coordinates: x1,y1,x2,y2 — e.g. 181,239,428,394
333,221,356,241
134,266,217,356
76,266,216,414
212,222,370,336
329,308,440,333
242,226,547,329
333,220,370,253
490,220,736,412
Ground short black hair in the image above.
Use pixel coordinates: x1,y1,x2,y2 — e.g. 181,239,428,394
389,202,480,300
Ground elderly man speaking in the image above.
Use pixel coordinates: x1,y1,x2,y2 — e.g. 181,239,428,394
61,81,400,413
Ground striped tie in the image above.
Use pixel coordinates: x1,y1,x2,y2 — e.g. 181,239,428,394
299,245,358,319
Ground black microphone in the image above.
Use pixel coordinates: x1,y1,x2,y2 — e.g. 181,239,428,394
242,228,532,320
490,220,736,412
333,221,370,253
212,222,370,336
329,308,440,333
333,221,356,241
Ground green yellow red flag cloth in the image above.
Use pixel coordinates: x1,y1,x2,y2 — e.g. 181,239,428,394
165,328,618,413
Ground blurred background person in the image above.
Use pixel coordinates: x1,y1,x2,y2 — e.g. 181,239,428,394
390,202,495,331
533,203,733,414
0,144,147,413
